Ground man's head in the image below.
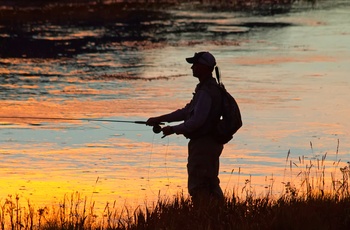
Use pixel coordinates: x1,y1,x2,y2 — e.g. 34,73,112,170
186,52,216,79
186,52,216,69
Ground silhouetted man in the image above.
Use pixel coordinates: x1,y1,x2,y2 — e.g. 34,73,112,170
147,52,224,207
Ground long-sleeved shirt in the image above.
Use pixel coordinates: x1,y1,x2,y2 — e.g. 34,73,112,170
162,77,222,138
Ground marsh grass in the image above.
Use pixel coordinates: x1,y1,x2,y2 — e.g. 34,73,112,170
2,143,350,229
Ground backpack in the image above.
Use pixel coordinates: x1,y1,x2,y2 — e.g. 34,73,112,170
213,67,242,144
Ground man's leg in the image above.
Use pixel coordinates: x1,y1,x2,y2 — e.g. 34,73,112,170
187,136,224,207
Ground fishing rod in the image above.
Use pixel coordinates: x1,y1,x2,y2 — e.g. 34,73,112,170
0,116,163,134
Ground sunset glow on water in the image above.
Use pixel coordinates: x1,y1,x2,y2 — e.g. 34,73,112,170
1,2,350,213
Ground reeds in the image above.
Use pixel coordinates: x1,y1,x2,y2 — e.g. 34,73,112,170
2,143,350,229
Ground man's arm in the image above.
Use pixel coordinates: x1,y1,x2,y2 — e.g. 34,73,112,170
171,90,212,135
147,90,212,137
146,103,190,126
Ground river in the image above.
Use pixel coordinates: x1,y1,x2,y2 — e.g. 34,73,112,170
0,1,349,211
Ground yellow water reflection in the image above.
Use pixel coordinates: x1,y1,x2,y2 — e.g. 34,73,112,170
0,135,188,211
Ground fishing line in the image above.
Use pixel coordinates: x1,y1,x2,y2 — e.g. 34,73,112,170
163,136,171,196
147,134,171,197
147,133,157,196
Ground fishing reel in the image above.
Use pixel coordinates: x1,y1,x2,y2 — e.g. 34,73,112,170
152,124,162,134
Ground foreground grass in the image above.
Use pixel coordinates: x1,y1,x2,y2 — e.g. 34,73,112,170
2,191,350,230
2,145,350,229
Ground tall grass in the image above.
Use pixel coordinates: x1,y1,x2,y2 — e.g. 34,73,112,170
2,144,350,229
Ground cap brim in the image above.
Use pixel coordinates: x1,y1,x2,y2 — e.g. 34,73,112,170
186,57,195,64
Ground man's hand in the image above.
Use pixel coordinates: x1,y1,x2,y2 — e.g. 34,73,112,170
146,117,162,126
161,126,175,138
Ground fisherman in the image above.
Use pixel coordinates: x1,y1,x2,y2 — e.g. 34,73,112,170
146,51,224,207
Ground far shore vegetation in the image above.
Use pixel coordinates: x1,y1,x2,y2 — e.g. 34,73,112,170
2,144,350,230
0,0,323,25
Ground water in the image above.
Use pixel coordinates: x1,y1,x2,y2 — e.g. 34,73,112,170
1,1,350,210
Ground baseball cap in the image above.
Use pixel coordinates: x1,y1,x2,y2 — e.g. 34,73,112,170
186,52,216,68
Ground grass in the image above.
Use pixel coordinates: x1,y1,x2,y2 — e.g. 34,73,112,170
1,143,350,229
3,187,350,230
